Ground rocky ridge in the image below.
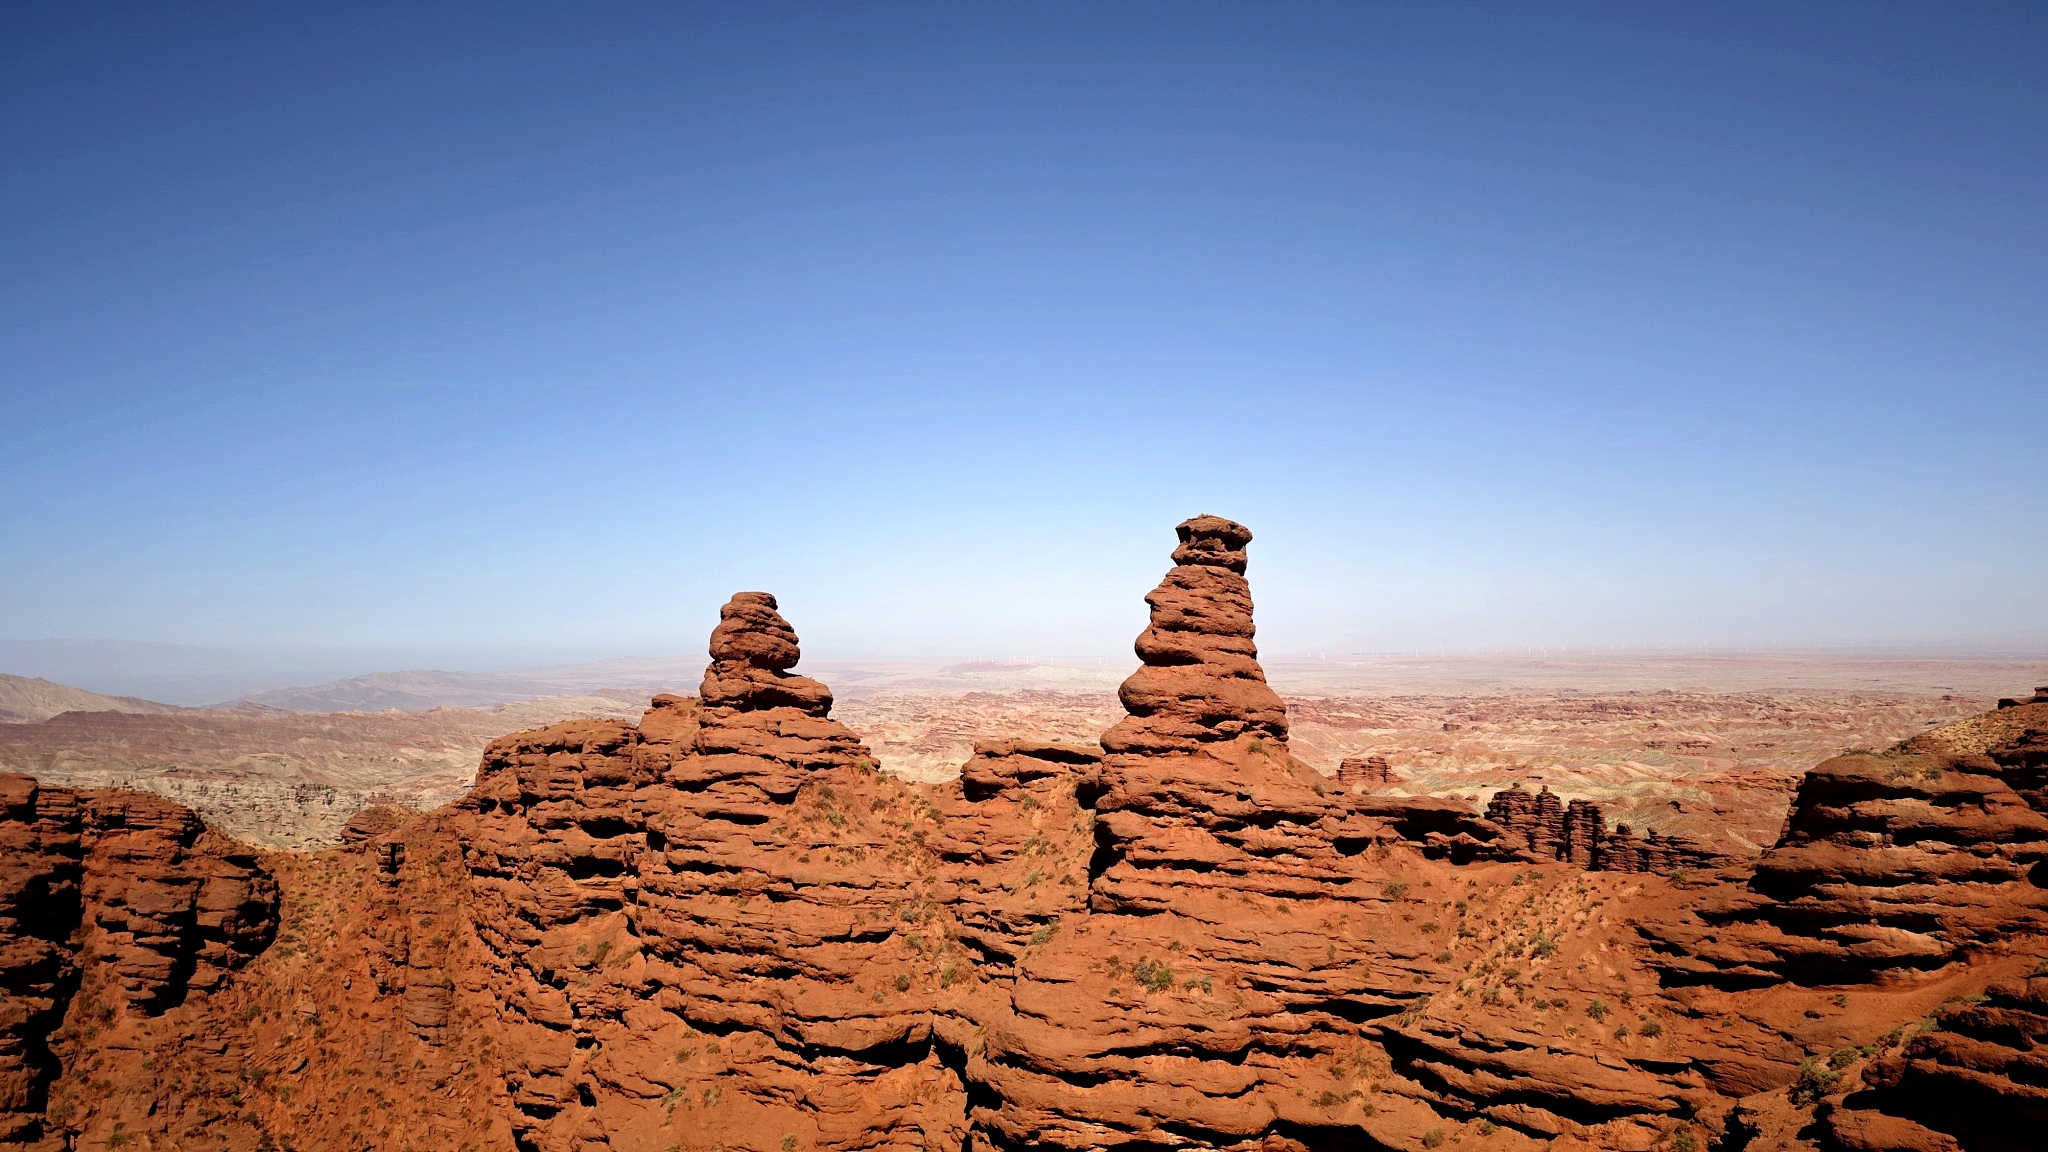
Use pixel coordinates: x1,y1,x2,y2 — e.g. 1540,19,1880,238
1483,784,1724,873
0,520,2045,1151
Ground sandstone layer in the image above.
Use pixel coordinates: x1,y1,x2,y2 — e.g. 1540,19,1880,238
2,522,2046,1152
0,775,276,1145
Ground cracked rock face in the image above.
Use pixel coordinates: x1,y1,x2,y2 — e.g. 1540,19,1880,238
0,775,276,1145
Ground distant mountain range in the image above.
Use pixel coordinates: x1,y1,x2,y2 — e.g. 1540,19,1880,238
230,657,712,711
0,672,184,724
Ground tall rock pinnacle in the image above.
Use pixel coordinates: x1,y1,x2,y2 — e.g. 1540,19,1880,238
686,591,873,801
699,590,834,719
1099,515,1291,757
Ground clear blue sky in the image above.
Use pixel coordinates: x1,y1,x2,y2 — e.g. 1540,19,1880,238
3,2,2043,674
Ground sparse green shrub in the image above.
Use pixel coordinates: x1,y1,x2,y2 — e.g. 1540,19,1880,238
1586,999,1609,1023
1791,1056,1840,1104
1530,932,1558,960
783,1136,797,1152
1132,957,1175,993
1478,1120,1497,1136
1384,882,1409,899
1312,1089,1357,1108
1639,1017,1663,1038
1422,1128,1445,1149
1826,1046,1859,1071
1673,1129,1697,1152
1613,1024,1630,1039
893,973,911,993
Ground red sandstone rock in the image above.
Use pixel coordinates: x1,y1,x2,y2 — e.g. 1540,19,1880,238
1483,783,1725,875
13,564,2048,1151
0,773,276,1145
1337,754,1395,788
1098,516,1290,757
1828,976,2048,1151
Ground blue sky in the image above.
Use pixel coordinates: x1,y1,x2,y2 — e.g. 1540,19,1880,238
2,2,2043,678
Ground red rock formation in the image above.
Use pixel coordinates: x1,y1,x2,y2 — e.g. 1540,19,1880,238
338,802,413,848
958,738,1099,800
1561,798,1602,867
0,773,276,1145
1486,784,1567,858
14,540,2048,1152
1098,515,1289,757
1640,745,2048,989
968,517,1517,1150
1482,784,1724,875
1824,975,2048,1152
1337,754,1395,788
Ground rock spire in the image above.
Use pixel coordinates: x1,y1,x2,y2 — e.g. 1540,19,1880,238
685,591,873,802
1098,515,1290,757
699,590,833,718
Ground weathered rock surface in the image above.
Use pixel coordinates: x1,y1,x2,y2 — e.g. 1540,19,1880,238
1484,784,1724,874
1337,753,1396,788
1825,975,2048,1152
0,774,276,1145
1637,742,2048,992
1098,515,1291,758
9,524,2048,1152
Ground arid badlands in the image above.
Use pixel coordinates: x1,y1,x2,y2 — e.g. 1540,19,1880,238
5,517,2047,1152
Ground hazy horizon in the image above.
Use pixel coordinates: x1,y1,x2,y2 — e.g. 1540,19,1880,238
4,4,2043,669
8,631,2048,708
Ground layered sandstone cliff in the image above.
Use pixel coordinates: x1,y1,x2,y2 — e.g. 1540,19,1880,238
5,522,2048,1152
1484,784,1725,873
0,775,276,1146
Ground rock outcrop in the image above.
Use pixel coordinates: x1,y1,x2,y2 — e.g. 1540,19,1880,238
1997,685,2048,709
1639,744,2048,990
0,774,276,1145
1098,515,1290,758
1825,975,2048,1152
1337,754,1395,788
1484,784,1723,874
11,522,2048,1152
